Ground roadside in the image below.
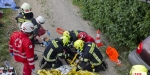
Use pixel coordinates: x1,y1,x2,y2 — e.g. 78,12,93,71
0,8,17,66
9,0,131,75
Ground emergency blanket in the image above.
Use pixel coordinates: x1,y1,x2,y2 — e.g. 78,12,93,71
37,65,101,75
0,0,16,10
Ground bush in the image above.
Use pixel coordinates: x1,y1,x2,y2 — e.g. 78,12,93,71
0,8,14,65
72,0,150,53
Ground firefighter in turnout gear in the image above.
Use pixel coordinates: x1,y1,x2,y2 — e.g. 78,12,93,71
63,30,83,44
39,36,73,69
73,40,107,72
9,22,35,75
15,2,34,29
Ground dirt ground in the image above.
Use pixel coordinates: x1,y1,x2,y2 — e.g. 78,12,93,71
10,0,121,75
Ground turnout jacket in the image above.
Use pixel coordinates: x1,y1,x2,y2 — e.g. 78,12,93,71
69,30,83,43
31,18,41,36
15,12,34,23
77,42,103,70
9,31,35,70
43,38,70,62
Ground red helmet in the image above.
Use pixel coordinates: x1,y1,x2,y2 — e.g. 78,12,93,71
78,32,87,40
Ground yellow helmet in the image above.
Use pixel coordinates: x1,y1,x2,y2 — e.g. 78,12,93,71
74,40,84,52
130,65,148,75
60,36,69,46
63,31,70,39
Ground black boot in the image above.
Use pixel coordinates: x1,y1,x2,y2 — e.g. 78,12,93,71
34,54,38,61
102,61,108,69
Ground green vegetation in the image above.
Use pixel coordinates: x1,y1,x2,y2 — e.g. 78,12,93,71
71,0,150,74
0,8,15,66
72,0,150,57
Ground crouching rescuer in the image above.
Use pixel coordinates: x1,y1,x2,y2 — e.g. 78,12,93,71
39,36,73,69
73,40,107,72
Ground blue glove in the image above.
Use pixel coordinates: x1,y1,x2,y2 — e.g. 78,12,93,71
77,50,82,56
10,53,14,57
43,41,48,47
46,30,50,36
32,69,37,74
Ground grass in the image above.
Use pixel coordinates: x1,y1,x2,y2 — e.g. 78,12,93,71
99,44,132,75
0,8,16,66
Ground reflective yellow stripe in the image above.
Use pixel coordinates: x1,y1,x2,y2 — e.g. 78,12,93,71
77,65,82,69
44,56,56,62
80,57,83,61
89,43,95,54
47,48,53,58
34,25,38,29
90,53,102,66
73,30,78,36
18,18,31,23
57,53,63,56
80,57,88,62
44,48,56,62
88,43,102,66
84,58,88,62
52,64,55,67
52,40,58,48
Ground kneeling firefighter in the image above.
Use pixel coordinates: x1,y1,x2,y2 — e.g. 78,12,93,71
73,40,107,72
39,36,73,69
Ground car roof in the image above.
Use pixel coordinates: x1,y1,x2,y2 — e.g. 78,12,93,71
143,36,150,44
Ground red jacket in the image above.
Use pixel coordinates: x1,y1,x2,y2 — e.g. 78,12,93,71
83,35,95,43
9,31,35,69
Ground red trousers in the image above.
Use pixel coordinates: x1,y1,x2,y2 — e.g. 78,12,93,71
23,62,32,75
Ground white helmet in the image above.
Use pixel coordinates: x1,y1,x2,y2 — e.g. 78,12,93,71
21,2,32,13
21,22,34,33
36,16,45,24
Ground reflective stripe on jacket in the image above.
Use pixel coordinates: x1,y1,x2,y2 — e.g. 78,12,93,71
78,42,103,69
43,38,68,62
9,31,35,69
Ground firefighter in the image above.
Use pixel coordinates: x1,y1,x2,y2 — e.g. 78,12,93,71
77,32,95,43
39,36,73,69
9,22,35,75
73,40,107,72
130,65,148,75
63,30,95,45
63,30,95,58
15,2,33,29
63,30,83,44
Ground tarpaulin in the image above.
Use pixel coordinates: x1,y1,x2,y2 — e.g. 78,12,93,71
0,0,16,10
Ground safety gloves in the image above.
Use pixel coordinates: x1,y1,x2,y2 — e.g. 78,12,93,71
77,50,82,57
10,53,14,57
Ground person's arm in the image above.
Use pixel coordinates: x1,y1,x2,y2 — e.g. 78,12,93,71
77,51,89,70
15,13,23,23
24,39,35,70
